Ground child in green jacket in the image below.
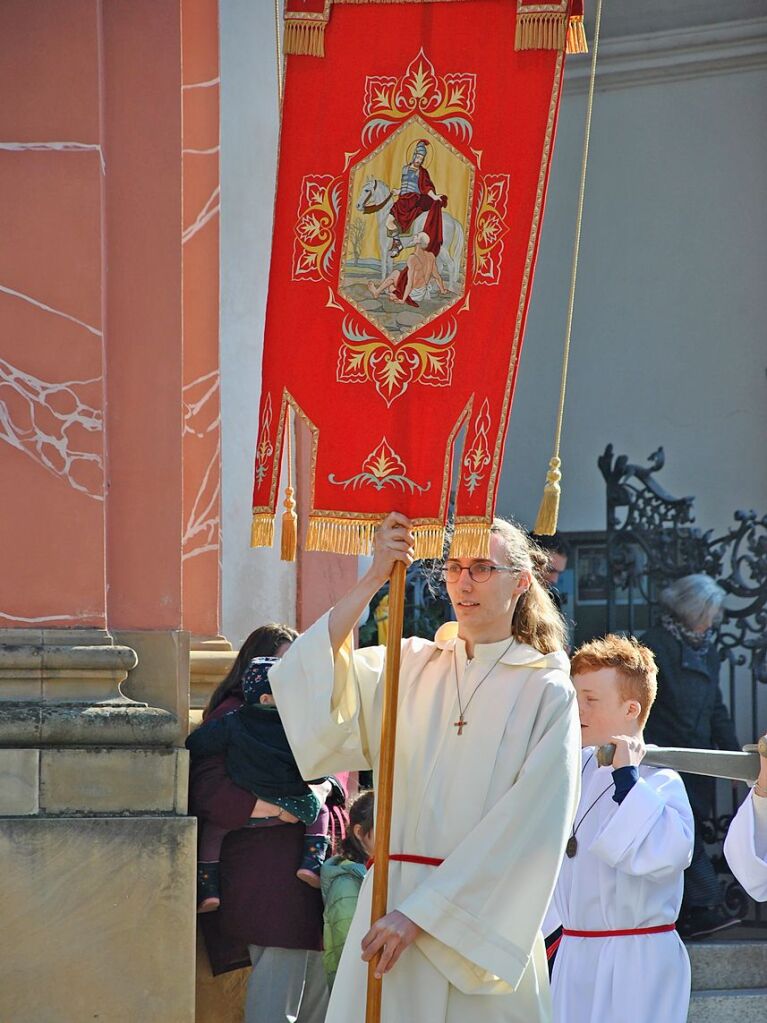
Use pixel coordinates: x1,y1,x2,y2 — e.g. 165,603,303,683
320,789,374,990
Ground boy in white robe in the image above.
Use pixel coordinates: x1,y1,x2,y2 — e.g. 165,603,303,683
545,635,694,1023
724,736,767,901
270,513,582,1023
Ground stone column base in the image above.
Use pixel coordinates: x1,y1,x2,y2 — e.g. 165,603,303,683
0,747,188,816
0,815,196,1023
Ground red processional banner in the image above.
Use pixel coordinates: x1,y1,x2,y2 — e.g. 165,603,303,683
252,0,584,560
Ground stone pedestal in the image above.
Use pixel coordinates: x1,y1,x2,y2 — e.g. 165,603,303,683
0,816,196,1023
0,629,196,1022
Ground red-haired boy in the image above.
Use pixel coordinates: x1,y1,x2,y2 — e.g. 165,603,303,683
544,635,694,1023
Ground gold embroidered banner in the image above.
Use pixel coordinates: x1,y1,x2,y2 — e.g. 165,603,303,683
253,0,583,558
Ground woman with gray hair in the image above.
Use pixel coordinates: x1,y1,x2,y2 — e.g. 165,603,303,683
643,574,740,940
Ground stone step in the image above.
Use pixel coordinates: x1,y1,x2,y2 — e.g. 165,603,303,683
687,940,767,991
688,989,767,1023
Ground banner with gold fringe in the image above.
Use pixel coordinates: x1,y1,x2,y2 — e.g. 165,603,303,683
254,0,585,559
285,0,587,58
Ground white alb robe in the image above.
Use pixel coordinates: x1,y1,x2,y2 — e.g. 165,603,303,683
544,750,694,1023
724,789,767,901
270,613,581,1023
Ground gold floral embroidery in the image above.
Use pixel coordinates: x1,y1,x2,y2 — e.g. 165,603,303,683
362,48,476,146
254,394,274,489
463,398,492,496
337,316,455,406
292,175,343,282
329,437,430,494
474,175,511,286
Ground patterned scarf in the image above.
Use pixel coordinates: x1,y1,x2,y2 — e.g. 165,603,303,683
661,613,714,653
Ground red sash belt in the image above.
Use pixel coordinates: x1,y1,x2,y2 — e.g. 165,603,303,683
562,923,676,938
366,853,445,870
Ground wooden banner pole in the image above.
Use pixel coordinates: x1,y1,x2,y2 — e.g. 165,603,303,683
365,559,407,1023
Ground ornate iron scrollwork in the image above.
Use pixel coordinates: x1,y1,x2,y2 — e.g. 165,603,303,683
599,445,767,926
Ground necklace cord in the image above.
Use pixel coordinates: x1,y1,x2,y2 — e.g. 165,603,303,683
453,638,516,725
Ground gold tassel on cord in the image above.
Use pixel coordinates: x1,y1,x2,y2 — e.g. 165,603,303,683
284,20,326,57
566,15,588,54
534,0,603,535
280,486,298,562
280,406,298,562
251,513,276,549
533,457,562,536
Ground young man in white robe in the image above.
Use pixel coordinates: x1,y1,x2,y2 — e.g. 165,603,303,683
270,513,582,1023
724,735,767,901
544,635,694,1023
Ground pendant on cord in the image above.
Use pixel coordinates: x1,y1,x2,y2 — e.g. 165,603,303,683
565,836,578,858
453,717,467,736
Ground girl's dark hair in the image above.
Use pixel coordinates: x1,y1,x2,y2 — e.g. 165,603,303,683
338,790,374,863
204,623,299,719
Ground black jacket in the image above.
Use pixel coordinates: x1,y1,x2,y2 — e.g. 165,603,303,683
186,704,311,800
643,623,739,753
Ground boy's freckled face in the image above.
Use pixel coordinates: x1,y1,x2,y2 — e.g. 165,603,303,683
573,667,631,747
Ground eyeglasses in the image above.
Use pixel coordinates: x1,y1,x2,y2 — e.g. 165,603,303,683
439,562,515,584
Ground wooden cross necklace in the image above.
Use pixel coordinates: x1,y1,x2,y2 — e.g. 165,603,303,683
453,638,515,735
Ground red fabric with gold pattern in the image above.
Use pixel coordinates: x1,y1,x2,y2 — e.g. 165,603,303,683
253,0,578,558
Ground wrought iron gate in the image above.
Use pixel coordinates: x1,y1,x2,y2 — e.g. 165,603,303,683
600,444,767,924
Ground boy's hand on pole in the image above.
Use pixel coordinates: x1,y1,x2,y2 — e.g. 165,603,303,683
610,735,645,770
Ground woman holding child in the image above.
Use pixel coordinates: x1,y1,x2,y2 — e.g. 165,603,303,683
188,624,330,1023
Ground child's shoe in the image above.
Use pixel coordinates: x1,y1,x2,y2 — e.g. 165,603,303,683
197,861,221,913
296,836,330,889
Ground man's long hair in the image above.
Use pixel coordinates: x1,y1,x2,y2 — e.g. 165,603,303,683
491,518,567,655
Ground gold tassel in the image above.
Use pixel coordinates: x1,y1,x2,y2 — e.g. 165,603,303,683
566,16,588,54
251,513,276,549
533,457,562,536
280,486,298,562
515,12,567,52
448,522,491,560
284,20,326,57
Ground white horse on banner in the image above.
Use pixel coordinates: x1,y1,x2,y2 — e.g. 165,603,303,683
355,177,465,288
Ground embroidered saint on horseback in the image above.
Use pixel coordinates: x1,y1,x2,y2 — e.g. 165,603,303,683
386,139,448,258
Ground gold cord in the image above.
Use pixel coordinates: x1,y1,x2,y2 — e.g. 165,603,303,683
274,0,285,110
280,405,298,562
534,0,604,535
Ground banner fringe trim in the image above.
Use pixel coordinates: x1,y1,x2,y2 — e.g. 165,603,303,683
566,16,588,54
251,513,276,549
305,516,446,560
515,12,567,52
448,522,492,560
284,20,326,57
